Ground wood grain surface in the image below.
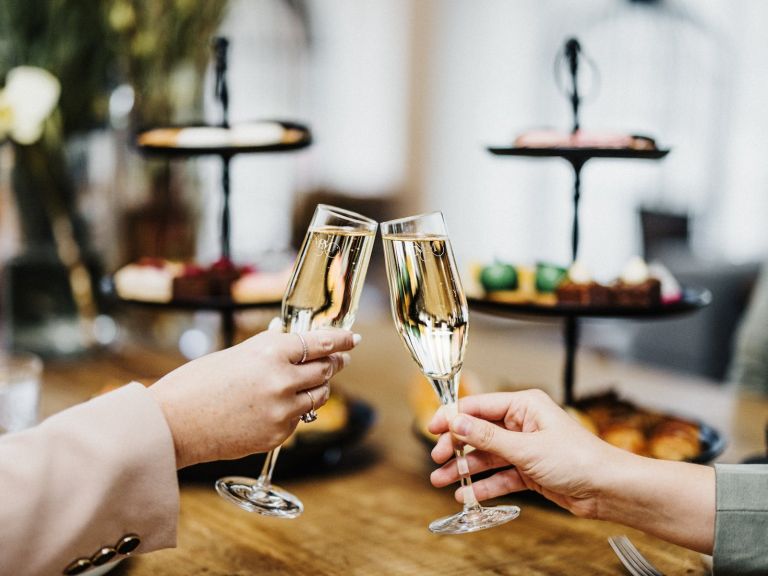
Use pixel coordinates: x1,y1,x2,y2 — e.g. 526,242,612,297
40,311,768,575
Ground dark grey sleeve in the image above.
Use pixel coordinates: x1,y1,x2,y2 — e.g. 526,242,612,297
713,464,768,575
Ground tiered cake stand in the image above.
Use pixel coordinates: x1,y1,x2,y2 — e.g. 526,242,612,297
468,38,711,405
114,38,311,347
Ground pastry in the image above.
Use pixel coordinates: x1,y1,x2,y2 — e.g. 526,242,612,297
480,262,518,292
572,391,702,461
481,264,537,304
231,266,292,303
555,261,613,306
137,121,294,149
648,419,700,461
172,264,210,300
612,256,662,307
514,129,657,151
136,128,181,147
208,257,240,296
649,262,683,304
230,122,287,146
601,422,647,455
114,258,182,303
564,406,598,435
534,262,567,306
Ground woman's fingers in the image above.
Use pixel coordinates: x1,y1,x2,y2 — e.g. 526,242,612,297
453,468,527,503
291,381,331,419
430,449,511,487
292,352,351,392
284,329,360,364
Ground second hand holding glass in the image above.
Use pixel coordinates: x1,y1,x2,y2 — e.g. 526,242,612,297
381,211,520,534
216,204,377,517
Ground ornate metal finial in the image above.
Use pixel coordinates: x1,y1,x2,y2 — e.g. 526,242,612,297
564,38,581,133
555,37,599,134
212,37,230,128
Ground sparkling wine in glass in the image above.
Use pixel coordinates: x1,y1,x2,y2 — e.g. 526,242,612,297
381,211,520,534
216,204,377,517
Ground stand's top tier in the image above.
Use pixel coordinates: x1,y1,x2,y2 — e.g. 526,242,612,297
136,120,312,157
489,37,669,161
134,36,312,158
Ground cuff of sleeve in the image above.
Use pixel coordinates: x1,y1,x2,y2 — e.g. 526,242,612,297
46,382,180,554
713,463,768,575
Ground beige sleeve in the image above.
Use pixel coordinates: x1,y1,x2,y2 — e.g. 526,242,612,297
0,382,179,576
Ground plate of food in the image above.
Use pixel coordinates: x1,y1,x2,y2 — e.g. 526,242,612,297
468,257,711,318
109,257,291,309
567,390,725,463
179,387,376,482
411,378,724,464
136,120,311,155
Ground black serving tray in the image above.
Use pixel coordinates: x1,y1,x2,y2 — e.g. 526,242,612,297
487,146,670,162
102,278,280,312
414,413,724,465
135,120,312,157
179,397,377,482
468,287,711,320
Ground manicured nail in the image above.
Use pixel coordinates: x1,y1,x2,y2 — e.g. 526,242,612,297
352,333,362,346
451,415,471,437
341,352,352,368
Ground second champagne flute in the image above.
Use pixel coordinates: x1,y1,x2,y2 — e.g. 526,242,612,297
381,211,520,534
216,204,377,517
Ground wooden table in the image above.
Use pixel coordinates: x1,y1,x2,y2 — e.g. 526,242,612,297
40,311,768,575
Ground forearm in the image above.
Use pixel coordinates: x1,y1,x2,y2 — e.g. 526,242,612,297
598,451,715,553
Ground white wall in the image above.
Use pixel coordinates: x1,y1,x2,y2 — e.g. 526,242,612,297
197,0,768,275
418,0,758,278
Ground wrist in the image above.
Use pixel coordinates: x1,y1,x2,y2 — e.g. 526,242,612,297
594,448,655,524
596,451,715,553
149,383,191,469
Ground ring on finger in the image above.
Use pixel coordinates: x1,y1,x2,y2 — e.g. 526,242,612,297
300,388,319,423
293,332,309,365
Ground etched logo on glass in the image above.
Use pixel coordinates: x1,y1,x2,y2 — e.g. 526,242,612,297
315,237,341,257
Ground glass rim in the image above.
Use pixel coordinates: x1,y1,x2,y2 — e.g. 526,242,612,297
380,211,444,228
316,204,378,228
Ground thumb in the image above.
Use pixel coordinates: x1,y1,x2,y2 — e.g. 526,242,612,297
450,414,520,461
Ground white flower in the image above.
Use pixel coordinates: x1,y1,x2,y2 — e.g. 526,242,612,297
0,66,61,145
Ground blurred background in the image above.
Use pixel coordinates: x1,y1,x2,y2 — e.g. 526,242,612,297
1,0,768,387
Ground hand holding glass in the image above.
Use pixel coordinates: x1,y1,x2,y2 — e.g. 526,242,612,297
216,204,376,517
381,212,520,534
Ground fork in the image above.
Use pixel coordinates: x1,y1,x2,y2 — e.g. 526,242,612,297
608,535,664,576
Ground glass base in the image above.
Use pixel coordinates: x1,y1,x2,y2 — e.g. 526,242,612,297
215,476,304,518
428,504,520,534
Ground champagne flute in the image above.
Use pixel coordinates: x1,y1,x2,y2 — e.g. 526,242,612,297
216,204,377,517
381,211,520,534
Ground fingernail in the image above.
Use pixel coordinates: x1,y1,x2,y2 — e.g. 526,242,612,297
451,415,471,436
341,352,352,368
352,333,362,346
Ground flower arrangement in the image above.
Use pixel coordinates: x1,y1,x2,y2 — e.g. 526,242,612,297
0,0,228,354
0,67,61,145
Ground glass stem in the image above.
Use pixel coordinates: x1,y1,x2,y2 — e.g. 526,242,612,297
253,318,303,491
430,375,482,514
256,445,282,489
